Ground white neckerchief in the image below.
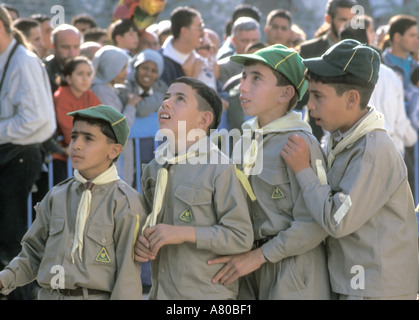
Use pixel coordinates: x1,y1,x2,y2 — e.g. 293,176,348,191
326,107,386,170
71,164,120,263
142,137,218,233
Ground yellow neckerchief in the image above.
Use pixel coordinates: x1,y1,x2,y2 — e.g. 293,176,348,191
71,164,120,263
142,137,218,233
234,111,312,201
326,108,386,170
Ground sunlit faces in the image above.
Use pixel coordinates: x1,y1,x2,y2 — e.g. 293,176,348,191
187,14,205,49
239,63,289,127
265,16,291,46
27,25,45,56
396,25,419,54
65,62,94,98
69,120,121,180
135,60,159,90
54,29,82,66
232,29,260,54
158,82,208,145
306,81,352,133
113,64,128,84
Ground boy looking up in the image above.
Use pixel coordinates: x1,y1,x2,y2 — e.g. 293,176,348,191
134,77,254,300
209,44,332,299
281,39,419,299
0,105,144,300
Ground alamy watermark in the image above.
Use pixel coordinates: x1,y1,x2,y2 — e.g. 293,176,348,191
153,121,264,175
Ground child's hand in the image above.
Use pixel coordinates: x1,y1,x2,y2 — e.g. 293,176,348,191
208,249,266,286
280,134,311,173
134,234,155,262
143,224,196,256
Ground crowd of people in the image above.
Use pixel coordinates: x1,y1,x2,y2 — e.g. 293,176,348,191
0,0,419,301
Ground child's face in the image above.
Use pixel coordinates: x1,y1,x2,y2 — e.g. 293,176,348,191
306,81,352,133
135,61,159,90
118,27,139,51
69,120,121,180
158,82,207,146
65,62,94,97
239,63,289,126
113,64,128,84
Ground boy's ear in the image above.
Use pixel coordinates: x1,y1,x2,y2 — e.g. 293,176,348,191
346,89,360,110
109,143,123,161
278,85,296,103
197,110,214,130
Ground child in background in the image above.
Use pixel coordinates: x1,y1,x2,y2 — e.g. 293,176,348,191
117,48,168,166
0,105,144,300
53,56,101,184
91,45,141,186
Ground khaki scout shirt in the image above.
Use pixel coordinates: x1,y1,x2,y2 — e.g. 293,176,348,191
236,130,331,299
141,137,254,300
0,178,145,299
296,129,419,297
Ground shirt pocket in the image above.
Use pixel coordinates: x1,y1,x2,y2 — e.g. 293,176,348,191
173,184,214,226
86,224,115,266
44,216,65,257
256,166,293,216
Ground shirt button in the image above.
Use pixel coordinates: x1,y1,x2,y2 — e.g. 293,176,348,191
101,238,107,244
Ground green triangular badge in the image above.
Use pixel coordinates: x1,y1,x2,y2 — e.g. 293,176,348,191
180,208,193,222
272,186,285,199
95,246,111,263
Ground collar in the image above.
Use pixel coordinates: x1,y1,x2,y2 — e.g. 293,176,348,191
162,35,195,65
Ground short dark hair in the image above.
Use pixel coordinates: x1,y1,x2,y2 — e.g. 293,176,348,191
84,27,108,43
170,6,200,39
339,15,373,44
71,14,97,28
305,70,375,109
172,76,222,130
388,14,417,42
266,9,292,27
232,4,262,23
12,18,40,39
72,115,117,144
110,18,138,44
63,55,94,79
243,59,299,110
326,0,358,18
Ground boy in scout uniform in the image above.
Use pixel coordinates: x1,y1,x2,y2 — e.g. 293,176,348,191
134,76,254,300
208,44,332,299
281,39,419,299
0,105,144,300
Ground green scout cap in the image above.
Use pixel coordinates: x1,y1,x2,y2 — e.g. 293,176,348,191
303,39,381,85
230,44,308,100
68,105,130,147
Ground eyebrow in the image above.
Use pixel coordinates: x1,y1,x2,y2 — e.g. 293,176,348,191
71,130,97,138
165,91,188,99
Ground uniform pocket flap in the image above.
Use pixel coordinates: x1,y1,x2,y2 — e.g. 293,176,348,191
258,166,289,186
87,225,114,246
49,217,65,236
174,184,212,206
